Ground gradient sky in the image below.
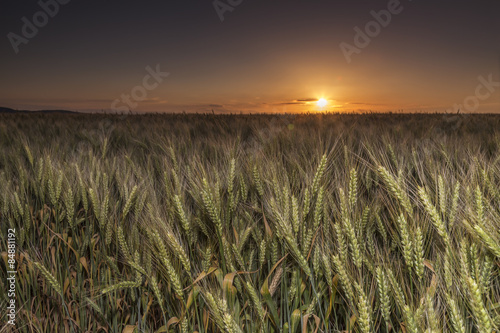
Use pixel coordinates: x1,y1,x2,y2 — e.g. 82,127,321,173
0,0,499,113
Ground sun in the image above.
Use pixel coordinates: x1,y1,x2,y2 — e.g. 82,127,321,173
317,98,328,108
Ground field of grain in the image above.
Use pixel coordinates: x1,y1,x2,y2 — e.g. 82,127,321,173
1,113,500,332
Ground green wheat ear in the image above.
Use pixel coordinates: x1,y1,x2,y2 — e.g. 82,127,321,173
378,165,413,216
354,282,372,333
403,305,419,333
312,154,327,196
466,276,492,333
376,266,391,326
397,214,414,271
414,226,425,279
332,254,354,305
473,224,500,258
445,293,466,333
418,186,450,247
33,261,63,297
101,280,141,295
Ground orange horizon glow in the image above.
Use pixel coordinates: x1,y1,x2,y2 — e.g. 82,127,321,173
1,97,499,114
1,2,500,114
2,70,499,114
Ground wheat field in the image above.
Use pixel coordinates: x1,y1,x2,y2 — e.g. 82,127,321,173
1,113,500,332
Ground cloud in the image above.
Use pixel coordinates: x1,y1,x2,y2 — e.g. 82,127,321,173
273,98,319,106
348,102,386,106
275,102,305,105
296,98,317,102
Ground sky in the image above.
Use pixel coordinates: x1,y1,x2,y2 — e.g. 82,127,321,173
0,0,499,113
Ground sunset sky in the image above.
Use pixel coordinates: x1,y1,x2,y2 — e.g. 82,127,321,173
1,0,499,113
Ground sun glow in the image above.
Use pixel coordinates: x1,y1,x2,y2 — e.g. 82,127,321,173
317,98,328,108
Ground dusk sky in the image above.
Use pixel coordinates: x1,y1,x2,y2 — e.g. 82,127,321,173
1,0,499,113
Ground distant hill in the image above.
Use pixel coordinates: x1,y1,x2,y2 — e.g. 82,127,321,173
0,107,18,113
0,107,78,114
